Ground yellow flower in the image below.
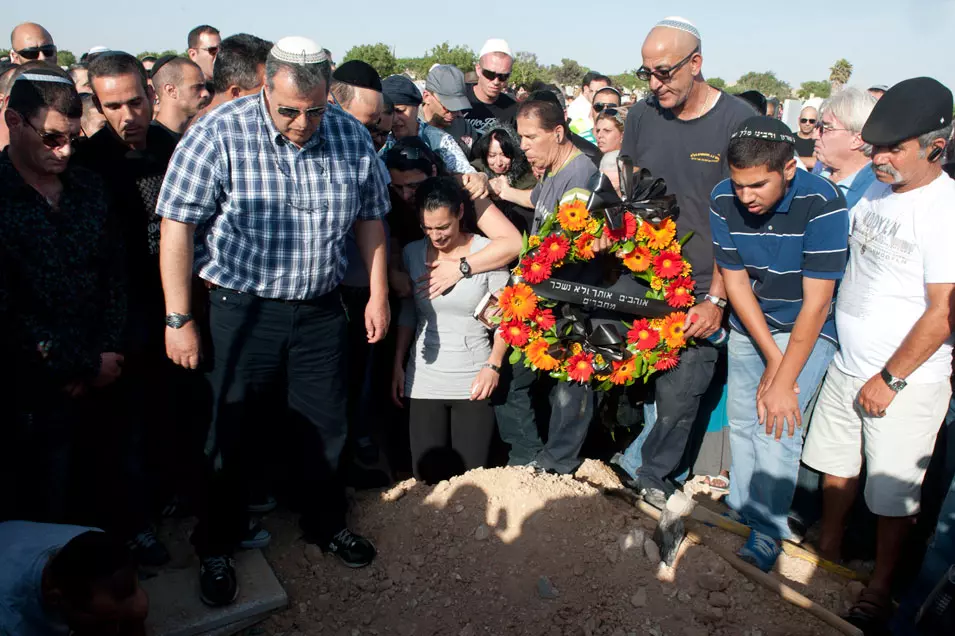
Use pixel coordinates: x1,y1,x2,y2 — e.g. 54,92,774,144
650,276,664,291
570,342,583,355
645,218,677,250
528,235,542,248
586,217,600,234
681,260,693,277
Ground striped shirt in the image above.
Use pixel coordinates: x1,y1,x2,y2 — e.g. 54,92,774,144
710,168,849,344
156,92,389,300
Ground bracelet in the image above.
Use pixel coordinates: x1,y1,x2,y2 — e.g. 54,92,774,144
483,362,501,373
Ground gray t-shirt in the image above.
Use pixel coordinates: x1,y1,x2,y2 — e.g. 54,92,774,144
530,150,599,234
620,92,755,295
0,521,98,636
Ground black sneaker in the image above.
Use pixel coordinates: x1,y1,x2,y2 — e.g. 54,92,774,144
199,555,238,607
126,527,171,567
247,494,277,514
322,528,377,568
238,519,272,550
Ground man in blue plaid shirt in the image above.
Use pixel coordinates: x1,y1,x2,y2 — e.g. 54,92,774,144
156,36,389,606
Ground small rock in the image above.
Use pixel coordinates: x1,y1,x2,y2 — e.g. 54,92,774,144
620,528,646,553
643,538,661,565
697,573,727,592
573,564,585,577
459,623,475,636
604,545,619,564
538,575,560,600
298,602,308,614
630,586,648,608
693,605,724,623
742,583,755,592
677,590,692,603
474,524,490,541
304,544,323,564
455,504,465,513
661,583,678,598
708,591,731,608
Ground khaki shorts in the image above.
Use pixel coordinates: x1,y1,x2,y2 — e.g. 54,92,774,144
803,364,950,517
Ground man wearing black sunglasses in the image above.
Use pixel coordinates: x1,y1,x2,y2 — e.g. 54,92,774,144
465,38,517,135
186,25,221,83
794,105,818,170
9,22,57,66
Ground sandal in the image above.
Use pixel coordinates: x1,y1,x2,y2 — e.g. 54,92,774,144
702,474,730,493
844,587,893,636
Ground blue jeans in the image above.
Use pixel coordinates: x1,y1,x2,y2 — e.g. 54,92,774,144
726,330,836,540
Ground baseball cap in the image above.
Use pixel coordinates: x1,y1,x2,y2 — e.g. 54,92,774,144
425,65,470,112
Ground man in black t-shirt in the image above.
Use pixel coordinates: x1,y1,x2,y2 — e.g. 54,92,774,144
794,105,817,169
613,16,753,508
464,38,518,135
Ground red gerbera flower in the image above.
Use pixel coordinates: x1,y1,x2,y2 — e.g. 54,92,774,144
520,254,552,284
603,212,637,242
664,276,696,308
653,251,684,279
627,319,660,351
532,308,556,331
499,320,531,347
654,350,680,371
540,235,570,264
566,351,595,383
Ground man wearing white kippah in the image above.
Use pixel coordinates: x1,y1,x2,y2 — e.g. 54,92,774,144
464,38,517,135
158,36,388,606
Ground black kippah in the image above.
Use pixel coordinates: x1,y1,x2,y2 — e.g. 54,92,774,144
731,116,796,145
333,60,382,92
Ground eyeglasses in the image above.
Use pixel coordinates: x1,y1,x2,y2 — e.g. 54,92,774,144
200,46,219,56
276,105,325,121
480,68,511,83
16,45,57,60
800,118,817,124
636,47,699,82
815,121,849,136
20,115,80,149
593,102,620,113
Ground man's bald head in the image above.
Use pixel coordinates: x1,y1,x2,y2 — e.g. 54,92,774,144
641,18,704,111
10,23,57,66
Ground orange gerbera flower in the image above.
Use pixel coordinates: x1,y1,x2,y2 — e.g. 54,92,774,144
653,251,683,279
603,212,637,242
650,276,664,291
627,318,660,351
622,246,652,272
660,312,688,349
556,200,590,232
609,358,637,385
531,308,556,331
498,284,538,321
664,276,696,308
520,254,552,284
654,350,680,371
500,320,531,347
540,234,570,264
643,218,677,250
525,338,560,371
566,351,595,383
574,233,596,260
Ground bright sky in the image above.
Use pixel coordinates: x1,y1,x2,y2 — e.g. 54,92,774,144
6,0,954,93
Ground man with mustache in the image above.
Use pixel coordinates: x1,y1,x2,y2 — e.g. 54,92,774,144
802,77,955,633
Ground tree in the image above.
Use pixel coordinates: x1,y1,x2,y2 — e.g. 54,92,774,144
708,77,727,91
343,43,399,78
510,52,551,88
0,49,11,61
733,71,792,99
57,50,76,67
797,80,831,100
550,58,588,88
137,50,179,61
829,58,853,90
610,70,648,93
422,42,475,75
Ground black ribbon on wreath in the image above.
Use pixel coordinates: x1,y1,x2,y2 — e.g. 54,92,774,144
545,305,631,374
586,155,680,230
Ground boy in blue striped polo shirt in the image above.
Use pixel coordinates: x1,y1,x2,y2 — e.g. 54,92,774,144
709,116,849,571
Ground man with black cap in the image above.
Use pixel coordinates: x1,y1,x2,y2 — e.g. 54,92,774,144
711,115,849,572
330,60,384,130
802,77,955,630
421,64,477,155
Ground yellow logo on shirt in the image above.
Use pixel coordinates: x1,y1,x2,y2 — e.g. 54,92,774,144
690,153,721,163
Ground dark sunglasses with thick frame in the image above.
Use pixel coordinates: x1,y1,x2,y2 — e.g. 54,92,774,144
19,114,80,149
480,68,511,83
636,46,699,83
593,102,621,113
16,45,57,60
800,118,817,124
276,105,325,121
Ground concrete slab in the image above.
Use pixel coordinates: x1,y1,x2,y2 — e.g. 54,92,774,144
143,550,287,636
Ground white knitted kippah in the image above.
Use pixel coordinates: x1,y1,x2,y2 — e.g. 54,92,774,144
270,36,327,65
655,16,701,41
15,73,74,86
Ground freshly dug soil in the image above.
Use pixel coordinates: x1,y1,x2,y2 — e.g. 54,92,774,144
259,461,857,636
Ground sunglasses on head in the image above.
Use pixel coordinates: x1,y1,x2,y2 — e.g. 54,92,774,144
593,102,620,113
20,114,80,149
276,105,324,120
480,68,511,83
17,45,57,60
636,46,699,82
800,118,817,124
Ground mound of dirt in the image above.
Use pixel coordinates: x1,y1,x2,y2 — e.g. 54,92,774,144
260,460,852,636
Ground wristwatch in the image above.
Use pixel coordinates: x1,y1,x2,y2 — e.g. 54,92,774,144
880,367,907,392
704,294,727,309
459,257,473,279
165,312,194,329
483,362,501,373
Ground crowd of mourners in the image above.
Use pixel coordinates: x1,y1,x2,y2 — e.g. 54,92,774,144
0,14,954,636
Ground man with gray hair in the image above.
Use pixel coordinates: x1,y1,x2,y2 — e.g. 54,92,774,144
158,36,388,606
812,87,878,209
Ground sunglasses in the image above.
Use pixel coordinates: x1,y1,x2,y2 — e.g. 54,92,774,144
815,121,849,136
20,115,80,149
200,46,219,56
593,102,620,113
636,47,699,82
276,105,325,121
16,45,57,60
800,118,817,124
480,68,511,83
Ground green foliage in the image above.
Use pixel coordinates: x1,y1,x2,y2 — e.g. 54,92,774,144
733,71,793,99
136,50,180,61
342,43,399,78
550,58,588,87
56,50,76,67
422,42,475,74
0,49,10,60
829,58,853,86
708,77,727,91
510,51,552,88
610,70,648,92
797,80,831,100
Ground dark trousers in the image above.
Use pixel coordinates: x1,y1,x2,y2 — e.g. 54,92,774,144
494,360,593,474
191,288,349,557
341,285,374,443
408,398,495,482
636,344,720,490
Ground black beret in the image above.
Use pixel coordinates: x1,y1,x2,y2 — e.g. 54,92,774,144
731,116,796,145
862,77,953,147
332,60,382,92
381,74,421,106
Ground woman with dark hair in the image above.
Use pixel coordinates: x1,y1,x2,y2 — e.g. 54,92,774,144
391,177,510,482
593,106,627,154
471,127,537,234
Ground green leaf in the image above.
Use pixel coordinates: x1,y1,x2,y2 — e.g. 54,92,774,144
633,356,645,377
621,240,636,253
678,230,695,247
539,214,556,237
521,231,529,256
508,348,522,365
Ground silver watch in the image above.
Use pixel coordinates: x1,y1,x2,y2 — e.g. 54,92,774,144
704,294,727,309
